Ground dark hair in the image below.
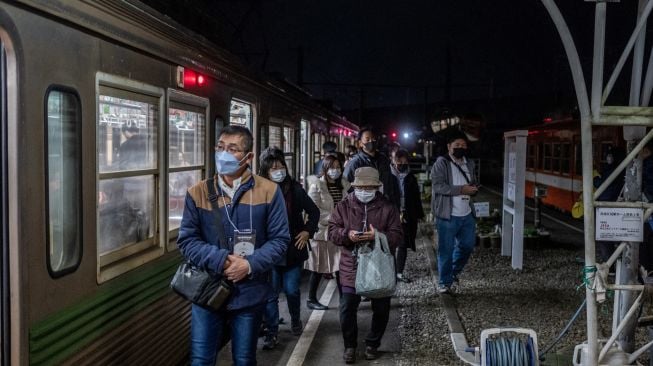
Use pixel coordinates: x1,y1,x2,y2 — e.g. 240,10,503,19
122,124,139,134
218,125,254,152
446,130,468,144
323,141,337,153
325,151,346,167
346,145,358,155
357,127,375,141
395,149,410,160
258,147,288,180
321,155,343,189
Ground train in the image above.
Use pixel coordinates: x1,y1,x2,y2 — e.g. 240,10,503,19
517,117,623,213
0,1,358,365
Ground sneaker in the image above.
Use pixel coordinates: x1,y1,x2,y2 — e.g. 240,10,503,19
396,273,412,283
291,320,303,335
262,334,278,350
343,348,356,364
364,346,379,360
437,284,453,294
307,300,328,310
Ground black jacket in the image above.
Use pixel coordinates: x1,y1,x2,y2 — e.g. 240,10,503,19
281,179,320,266
343,150,400,208
396,172,425,251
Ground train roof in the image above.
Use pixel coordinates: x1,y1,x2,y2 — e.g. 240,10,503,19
15,0,356,129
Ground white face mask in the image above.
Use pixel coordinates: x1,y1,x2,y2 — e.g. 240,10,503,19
270,169,286,183
354,188,376,203
327,168,342,180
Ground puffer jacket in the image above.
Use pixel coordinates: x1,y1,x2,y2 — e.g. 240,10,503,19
306,175,351,241
328,192,403,288
177,171,290,310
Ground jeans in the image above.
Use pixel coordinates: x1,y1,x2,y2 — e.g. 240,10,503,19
264,264,302,335
339,292,391,348
436,213,476,286
190,303,263,366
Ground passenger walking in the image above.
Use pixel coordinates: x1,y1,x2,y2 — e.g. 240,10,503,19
178,126,290,366
431,131,478,294
328,167,403,363
391,149,425,283
259,147,320,350
314,141,338,175
305,155,351,309
344,128,400,208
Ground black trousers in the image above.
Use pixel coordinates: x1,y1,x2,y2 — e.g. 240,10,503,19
339,293,391,349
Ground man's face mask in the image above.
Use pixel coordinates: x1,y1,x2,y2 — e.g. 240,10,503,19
363,141,376,153
452,147,466,159
215,150,248,175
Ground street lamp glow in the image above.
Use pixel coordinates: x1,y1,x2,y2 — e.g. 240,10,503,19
403,132,409,139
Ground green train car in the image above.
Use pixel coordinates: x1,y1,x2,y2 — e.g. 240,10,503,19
0,1,358,364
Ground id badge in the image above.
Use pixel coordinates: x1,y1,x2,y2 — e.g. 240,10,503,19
233,230,256,257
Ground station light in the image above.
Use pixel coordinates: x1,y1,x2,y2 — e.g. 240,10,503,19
403,132,410,139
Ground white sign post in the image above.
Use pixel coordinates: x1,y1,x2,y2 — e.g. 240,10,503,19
502,130,528,270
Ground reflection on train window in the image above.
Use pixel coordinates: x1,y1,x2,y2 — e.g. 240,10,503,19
98,176,154,257
46,89,81,275
97,87,159,269
98,95,158,172
169,170,202,230
169,107,205,168
230,99,253,129
269,125,282,149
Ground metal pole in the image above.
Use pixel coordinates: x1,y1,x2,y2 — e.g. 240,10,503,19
602,0,653,104
539,1,597,364
591,3,606,121
641,48,653,106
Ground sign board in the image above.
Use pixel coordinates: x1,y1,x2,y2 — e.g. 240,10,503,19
474,202,490,217
595,207,644,242
507,182,515,202
508,152,517,183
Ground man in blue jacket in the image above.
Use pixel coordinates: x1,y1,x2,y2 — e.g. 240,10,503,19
178,125,290,366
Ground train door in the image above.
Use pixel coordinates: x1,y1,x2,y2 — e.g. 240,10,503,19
1,40,9,366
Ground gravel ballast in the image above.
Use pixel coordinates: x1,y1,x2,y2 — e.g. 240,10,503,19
394,230,652,365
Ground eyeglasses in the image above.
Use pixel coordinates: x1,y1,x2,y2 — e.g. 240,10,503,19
215,144,244,155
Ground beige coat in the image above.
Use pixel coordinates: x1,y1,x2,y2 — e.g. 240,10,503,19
304,175,350,273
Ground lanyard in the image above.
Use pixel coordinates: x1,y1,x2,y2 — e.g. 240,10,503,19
221,188,253,233
362,204,368,232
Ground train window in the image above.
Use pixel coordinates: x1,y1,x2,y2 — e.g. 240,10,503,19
46,89,81,276
284,126,295,176
97,87,159,268
561,143,571,174
168,101,206,231
260,123,269,150
526,144,536,170
230,99,253,130
269,125,282,149
552,143,561,173
537,143,544,170
575,143,582,175
543,143,552,171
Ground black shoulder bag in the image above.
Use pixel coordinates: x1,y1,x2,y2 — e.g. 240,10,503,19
170,178,234,311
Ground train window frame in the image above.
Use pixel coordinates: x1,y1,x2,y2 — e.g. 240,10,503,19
166,89,209,250
560,143,571,175
44,85,83,278
95,73,165,283
526,143,536,170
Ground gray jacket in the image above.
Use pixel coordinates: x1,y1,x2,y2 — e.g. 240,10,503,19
430,156,477,220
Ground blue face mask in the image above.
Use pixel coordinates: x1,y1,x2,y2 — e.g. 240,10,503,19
215,150,247,175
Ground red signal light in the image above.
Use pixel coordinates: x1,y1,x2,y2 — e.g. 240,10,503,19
391,132,397,138
197,75,206,86
181,68,206,88
543,117,553,123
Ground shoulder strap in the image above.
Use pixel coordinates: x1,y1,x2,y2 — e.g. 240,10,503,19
445,155,471,184
206,177,229,250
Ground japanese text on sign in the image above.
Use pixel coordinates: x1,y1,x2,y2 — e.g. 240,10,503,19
595,207,643,242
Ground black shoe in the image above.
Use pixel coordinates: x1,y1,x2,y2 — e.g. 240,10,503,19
291,320,303,335
364,346,379,360
262,334,278,350
307,300,328,310
343,348,356,364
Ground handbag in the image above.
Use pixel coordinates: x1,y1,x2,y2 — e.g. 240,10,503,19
170,178,233,310
354,231,396,298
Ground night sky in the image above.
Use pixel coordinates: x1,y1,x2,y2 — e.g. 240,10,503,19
145,0,640,129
